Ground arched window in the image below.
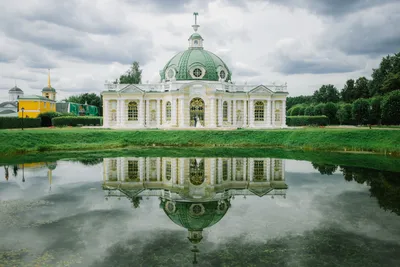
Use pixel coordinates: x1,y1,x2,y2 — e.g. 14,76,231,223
128,101,138,121
166,101,171,121
254,101,264,121
223,101,228,121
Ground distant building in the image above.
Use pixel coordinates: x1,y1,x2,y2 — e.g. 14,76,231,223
0,85,24,117
18,70,56,118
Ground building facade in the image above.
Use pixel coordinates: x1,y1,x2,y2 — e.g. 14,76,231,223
102,14,288,129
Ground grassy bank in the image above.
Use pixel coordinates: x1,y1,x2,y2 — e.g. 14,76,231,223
1,128,399,156
2,147,400,173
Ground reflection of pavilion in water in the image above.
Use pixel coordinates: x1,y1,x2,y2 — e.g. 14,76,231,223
103,157,287,264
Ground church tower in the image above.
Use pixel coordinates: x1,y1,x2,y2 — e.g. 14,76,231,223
42,69,57,101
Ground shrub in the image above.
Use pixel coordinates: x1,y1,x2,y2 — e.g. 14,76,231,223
369,97,382,125
314,103,325,115
381,90,400,125
52,116,103,127
0,117,41,129
287,116,329,126
38,111,63,127
304,106,315,116
352,99,370,125
323,102,338,124
336,104,353,125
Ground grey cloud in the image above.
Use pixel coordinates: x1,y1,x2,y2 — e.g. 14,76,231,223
273,57,362,75
0,15,154,65
266,0,398,17
232,65,262,77
322,3,400,57
1,0,130,35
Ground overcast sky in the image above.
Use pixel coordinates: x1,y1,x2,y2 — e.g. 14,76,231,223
0,0,399,101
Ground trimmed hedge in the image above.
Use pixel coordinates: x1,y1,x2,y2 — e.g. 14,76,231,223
52,116,102,127
0,117,41,129
287,116,329,126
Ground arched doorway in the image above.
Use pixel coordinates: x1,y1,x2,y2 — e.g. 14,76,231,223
190,98,205,127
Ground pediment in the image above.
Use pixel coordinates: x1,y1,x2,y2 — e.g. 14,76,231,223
249,85,273,94
119,84,144,94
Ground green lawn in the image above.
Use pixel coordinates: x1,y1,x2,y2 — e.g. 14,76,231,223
1,127,399,156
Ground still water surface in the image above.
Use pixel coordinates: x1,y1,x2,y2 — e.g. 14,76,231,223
0,155,399,267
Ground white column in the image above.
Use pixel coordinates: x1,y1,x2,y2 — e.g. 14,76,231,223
116,100,121,126
266,100,271,126
172,98,177,126
146,99,150,127
139,98,145,127
210,158,216,185
272,100,276,127
156,157,161,181
243,158,247,181
209,97,216,127
218,158,223,184
120,158,126,181
243,100,247,127
232,158,237,181
121,100,126,126
249,100,254,127
218,98,223,127
146,158,150,181
282,100,287,127
249,159,254,182
139,158,145,182
227,100,232,124
233,100,237,126
179,158,185,184
103,100,109,127
156,99,161,127
179,97,185,127
172,159,177,184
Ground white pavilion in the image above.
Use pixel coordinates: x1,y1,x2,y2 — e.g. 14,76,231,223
101,13,288,129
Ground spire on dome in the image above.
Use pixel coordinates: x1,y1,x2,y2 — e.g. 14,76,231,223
48,69,51,88
192,12,200,32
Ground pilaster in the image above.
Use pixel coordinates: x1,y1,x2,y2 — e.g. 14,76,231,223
209,97,216,127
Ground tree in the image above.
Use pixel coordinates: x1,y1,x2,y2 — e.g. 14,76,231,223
352,98,370,125
336,104,352,125
313,84,340,103
354,77,370,99
304,106,315,116
115,61,142,84
381,90,400,125
381,71,400,94
314,103,325,115
65,93,102,115
369,97,382,125
323,102,338,124
341,79,356,103
286,95,313,110
369,53,400,96
290,105,302,116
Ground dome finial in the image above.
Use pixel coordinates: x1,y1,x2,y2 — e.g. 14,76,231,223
48,69,51,88
192,12,200,32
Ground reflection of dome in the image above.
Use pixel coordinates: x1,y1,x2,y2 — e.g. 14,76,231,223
160,32,231,82
46,162,57,170
161,199,230,243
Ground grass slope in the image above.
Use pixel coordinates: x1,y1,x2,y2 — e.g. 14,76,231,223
1,128,399,156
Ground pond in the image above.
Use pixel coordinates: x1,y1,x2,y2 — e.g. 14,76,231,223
0,152,399,267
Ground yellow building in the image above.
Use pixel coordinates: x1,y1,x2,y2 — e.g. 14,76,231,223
17,69,57,118
18,95,56,118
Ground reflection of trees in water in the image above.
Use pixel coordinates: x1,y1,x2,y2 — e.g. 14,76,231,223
78,158,103,166
131,197,142,209
312,163,400,216
90,227,400,267
311,163,338,175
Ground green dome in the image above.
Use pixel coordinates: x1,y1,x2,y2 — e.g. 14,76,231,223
42,86,56,92
189,33,203,40
161,199,230,231
160,49,232,82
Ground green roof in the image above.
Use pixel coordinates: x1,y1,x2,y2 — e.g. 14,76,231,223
42,86,56,92
189,33,203,40
18,95,55,102
160,49,232,82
